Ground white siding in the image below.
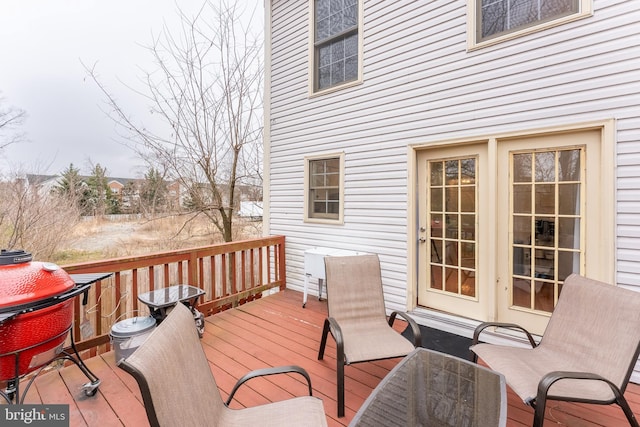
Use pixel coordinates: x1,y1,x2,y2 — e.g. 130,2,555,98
268,0,640,320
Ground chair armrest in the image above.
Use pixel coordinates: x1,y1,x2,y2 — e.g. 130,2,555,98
389,311,422,347
532,370,626,425
537,370,622,402
472,321,537,348
326,317,344,346
318,317,344,361
225,365,314,406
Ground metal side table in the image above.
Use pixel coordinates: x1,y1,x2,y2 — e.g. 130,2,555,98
138,285,206,337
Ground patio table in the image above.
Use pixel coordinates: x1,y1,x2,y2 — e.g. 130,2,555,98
138,284,205,337
350,348,506,427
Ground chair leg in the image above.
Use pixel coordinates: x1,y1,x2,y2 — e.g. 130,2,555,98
337,358,345,418
335,333,346,417
532,398,546,427
617,393,640,427
318,317,346,417
318,319,330,360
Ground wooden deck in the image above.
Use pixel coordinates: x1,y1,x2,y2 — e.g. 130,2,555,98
10,289,640,426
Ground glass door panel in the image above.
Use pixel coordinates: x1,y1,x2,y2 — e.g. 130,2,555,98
417,144,488,320
429,158,477,298
510,148,584,313
497,128,607,336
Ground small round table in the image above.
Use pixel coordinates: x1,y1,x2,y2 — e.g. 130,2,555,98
138,285,206,337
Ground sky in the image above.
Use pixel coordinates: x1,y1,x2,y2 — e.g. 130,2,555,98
0,0,262,179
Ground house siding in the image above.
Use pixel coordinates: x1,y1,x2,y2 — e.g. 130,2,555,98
267,0,640,375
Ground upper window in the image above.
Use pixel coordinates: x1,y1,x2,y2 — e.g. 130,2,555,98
470,0,592,47
312,0,360,93
305,154,344,223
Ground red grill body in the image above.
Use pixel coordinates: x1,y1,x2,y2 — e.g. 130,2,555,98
0,251,75,382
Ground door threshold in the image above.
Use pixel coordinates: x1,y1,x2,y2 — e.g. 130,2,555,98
409,307,540,347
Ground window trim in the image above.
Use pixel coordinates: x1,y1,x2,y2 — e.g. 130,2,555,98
308,0,364,97
304,152,345,224
466,0,593,51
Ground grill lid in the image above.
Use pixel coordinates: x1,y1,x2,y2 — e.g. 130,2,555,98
0,249,33,265
0,249,75,310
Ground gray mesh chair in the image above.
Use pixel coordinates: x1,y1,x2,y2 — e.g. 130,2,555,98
120,302,327,427
471,274,640,427
318,254,422,417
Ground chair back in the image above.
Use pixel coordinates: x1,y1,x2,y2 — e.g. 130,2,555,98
325,254,388,324
120,303,226,427
541,274,640,390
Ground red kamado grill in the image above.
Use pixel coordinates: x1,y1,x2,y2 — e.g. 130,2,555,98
0,249,102,404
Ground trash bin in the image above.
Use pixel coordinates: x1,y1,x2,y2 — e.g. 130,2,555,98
110,316,156,364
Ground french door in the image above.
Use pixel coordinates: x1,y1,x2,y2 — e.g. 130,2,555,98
495,130,600,334
417,143,490,321
416,127,608,335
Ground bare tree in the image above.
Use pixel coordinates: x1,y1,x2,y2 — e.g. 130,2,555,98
85,0,263,242
0,172,81,260
0,93,26,150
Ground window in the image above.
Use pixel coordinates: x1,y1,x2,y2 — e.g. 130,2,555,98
469,0,592,47
305,154,344,222
312,0,360,92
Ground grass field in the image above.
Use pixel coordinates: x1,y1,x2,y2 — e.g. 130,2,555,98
54,214,262,264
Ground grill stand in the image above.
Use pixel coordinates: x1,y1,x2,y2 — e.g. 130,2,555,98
0,274,111,404
0,324,101,404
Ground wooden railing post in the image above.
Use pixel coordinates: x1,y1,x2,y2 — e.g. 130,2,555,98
278,237,286,290
189,249,198,286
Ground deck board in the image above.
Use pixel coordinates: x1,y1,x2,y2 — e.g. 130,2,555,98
6,288,640,426
32,369,88,427
82,356,149,427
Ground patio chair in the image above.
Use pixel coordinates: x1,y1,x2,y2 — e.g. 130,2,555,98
120,303,328,427
317,254,422,417
470,274,640,427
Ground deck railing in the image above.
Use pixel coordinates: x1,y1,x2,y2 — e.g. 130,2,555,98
62,235,286,356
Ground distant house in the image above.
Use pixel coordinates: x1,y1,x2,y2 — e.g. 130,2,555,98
27,174,134,195
166,181,183,211
25,174,62,196
23,174,261,217
238,201,263,220
107,180,124,195
25,174,141,213
264,1,640,381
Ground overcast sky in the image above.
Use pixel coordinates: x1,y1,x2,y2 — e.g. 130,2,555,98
0,0,262,179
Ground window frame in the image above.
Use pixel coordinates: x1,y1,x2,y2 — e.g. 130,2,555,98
304,152,345,224
308,0,364,96
466,0,593,50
